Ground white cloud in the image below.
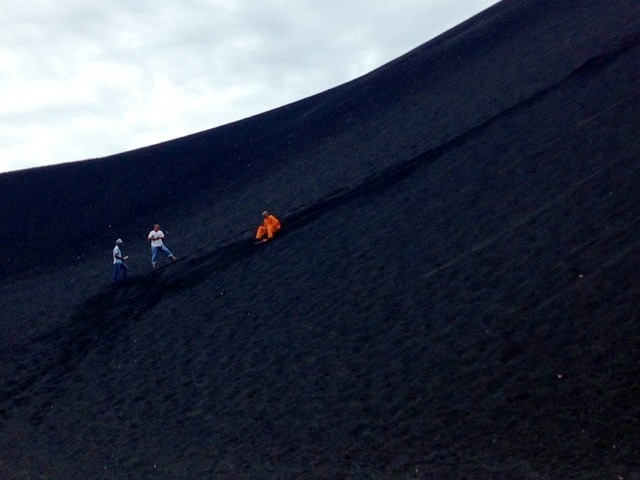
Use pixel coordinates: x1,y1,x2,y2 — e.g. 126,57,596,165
0,0,499,172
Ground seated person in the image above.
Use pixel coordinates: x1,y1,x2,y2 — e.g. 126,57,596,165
255,210,281,242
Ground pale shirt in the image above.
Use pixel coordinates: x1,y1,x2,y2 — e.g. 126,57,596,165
148,230,165,247
113,245,124,264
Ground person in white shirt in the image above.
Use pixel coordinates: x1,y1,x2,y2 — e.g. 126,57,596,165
112,238,129,282
148,224,177,268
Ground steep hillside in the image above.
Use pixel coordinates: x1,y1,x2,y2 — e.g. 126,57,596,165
2,0,640,478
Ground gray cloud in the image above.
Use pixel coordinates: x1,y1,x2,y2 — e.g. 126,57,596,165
0,0,498,172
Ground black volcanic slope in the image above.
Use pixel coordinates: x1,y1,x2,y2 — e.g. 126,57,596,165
2,0,640,478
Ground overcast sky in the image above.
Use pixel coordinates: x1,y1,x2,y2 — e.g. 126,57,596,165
0,0,498,173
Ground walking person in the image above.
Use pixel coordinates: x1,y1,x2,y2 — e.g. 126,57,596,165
148,224,177,268
112,238,129,283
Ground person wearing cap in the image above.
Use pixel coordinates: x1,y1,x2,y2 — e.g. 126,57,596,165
148,223,177,268
112,238,129,283
255,211,281,242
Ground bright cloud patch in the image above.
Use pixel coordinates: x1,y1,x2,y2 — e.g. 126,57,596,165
0,0,498,172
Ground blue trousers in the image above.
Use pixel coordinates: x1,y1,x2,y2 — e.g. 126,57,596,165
112,262,128,283
151,245,174,266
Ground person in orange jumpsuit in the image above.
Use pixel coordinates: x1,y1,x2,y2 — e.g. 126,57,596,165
255,211,281,242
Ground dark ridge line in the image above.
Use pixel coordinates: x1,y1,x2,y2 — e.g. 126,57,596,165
282,32,640,232
1,34,636,413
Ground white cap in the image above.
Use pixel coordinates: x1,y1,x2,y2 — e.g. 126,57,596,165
115,238,123,244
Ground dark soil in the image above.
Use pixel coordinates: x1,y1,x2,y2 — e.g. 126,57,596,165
1,0,640,478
